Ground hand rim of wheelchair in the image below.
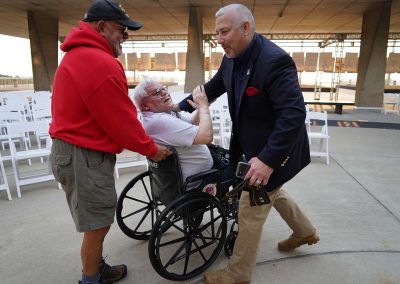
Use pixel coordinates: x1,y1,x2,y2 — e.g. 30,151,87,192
148,191,228,281
116,171,164,240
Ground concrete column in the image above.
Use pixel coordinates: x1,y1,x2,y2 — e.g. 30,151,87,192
355,1,391,108
184,7,204,93
27,11,58,91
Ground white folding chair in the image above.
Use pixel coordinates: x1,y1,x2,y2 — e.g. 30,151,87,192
211,114,223,146
31,98,52,149
218,110,232,149
31,91,52,121
31,91,52,103
1,94,33,148
0,154,11,200
306,111,330,164
0,106,25,152
114,151,147,179
31,105,52,122
305,104,311,132
114,111,147,178
210,108,232,148
383,93,400,115
3,93,32,122
6,121,56,198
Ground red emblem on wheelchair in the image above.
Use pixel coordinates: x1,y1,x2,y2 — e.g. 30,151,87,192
202,183,217,196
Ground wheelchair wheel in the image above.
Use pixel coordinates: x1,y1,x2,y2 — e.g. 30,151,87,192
148,192,227,281
116,171,164,240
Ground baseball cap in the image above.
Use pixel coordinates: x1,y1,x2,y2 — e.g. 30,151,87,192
83,0,142,30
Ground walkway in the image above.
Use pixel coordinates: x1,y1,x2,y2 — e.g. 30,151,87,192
0,109,400,284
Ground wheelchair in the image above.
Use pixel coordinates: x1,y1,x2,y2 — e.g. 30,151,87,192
116,148,240,281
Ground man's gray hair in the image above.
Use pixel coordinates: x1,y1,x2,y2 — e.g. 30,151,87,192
215,3,255,33
132,78,157,110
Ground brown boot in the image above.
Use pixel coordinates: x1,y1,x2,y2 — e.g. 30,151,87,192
203,269,250,284
99,259,127,283
278,232,320,251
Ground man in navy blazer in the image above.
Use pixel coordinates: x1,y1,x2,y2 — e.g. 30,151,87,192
175,3,320,284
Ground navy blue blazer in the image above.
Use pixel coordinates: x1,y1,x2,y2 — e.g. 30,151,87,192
179,34,310,191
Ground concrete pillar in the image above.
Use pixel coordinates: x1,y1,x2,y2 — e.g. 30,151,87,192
355,1,391,108
27,11,58,91
184,7,204,93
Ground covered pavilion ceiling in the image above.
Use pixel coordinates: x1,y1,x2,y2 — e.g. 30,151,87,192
0,0,399,41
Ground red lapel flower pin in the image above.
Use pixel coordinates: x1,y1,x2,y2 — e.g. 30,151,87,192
245,86,261,96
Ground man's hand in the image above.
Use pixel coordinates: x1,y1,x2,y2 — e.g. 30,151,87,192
187,85,208,110
244,157,274,186
149,144,172,162
193,85,209,108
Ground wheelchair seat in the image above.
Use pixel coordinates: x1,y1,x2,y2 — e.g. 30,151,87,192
147,147,223,206
147,148,183,206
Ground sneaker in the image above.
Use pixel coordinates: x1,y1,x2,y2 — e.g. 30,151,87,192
278,231,320,251
99,259,127,283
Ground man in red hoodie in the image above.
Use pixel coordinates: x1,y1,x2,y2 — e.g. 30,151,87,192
49,1,171,283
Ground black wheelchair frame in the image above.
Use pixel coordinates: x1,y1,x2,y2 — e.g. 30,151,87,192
116,148,240,281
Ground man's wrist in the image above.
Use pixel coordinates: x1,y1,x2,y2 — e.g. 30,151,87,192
172,103,181,112
198,106,210,114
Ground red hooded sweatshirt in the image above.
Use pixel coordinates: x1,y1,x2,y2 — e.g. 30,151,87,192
49,21,157,156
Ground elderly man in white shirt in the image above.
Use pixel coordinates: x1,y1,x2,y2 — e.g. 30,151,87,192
133,79,215,184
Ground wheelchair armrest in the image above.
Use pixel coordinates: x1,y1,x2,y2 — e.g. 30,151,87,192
185,169,220,184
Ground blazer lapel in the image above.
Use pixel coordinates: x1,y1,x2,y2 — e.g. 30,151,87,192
236,66,252,113
223,58,235,115
236,35,263,114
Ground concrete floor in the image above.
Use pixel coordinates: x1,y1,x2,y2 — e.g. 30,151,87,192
1,109,400,284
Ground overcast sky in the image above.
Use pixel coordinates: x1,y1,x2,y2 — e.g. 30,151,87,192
0,34,32,77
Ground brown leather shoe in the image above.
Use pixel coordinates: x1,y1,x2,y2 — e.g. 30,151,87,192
278,232,320,251
203,269,250,284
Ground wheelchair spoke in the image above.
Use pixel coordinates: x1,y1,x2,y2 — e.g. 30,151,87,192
169,237,218,265
197,214,223,232
164,215,185,234
121,205,148,220
193,233,223,243
123,195,148,205
164,239,189,269
183,239,193,275
151,206,155,226
134,207,151,232
163,240,201,267
195,223,224,245
158,236,187,248
192,238,207,263
140,178,152,201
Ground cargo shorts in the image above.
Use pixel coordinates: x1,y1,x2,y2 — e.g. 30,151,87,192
50,138,117,232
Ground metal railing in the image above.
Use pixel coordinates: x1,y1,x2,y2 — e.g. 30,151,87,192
0,78,33,91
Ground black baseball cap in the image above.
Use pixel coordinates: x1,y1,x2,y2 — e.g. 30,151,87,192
83,0,142,30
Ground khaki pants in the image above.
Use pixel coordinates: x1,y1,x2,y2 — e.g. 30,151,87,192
227,187,316,282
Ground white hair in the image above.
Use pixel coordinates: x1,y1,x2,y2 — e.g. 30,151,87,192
215,3,255,33
132,78,157,110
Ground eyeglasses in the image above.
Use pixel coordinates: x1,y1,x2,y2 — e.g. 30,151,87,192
151,86,168,96
112,23,128,35
143,86,168,101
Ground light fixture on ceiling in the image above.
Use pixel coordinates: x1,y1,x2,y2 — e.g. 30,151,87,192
278,0,290,19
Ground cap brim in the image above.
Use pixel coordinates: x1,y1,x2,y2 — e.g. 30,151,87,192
118,19,142,30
